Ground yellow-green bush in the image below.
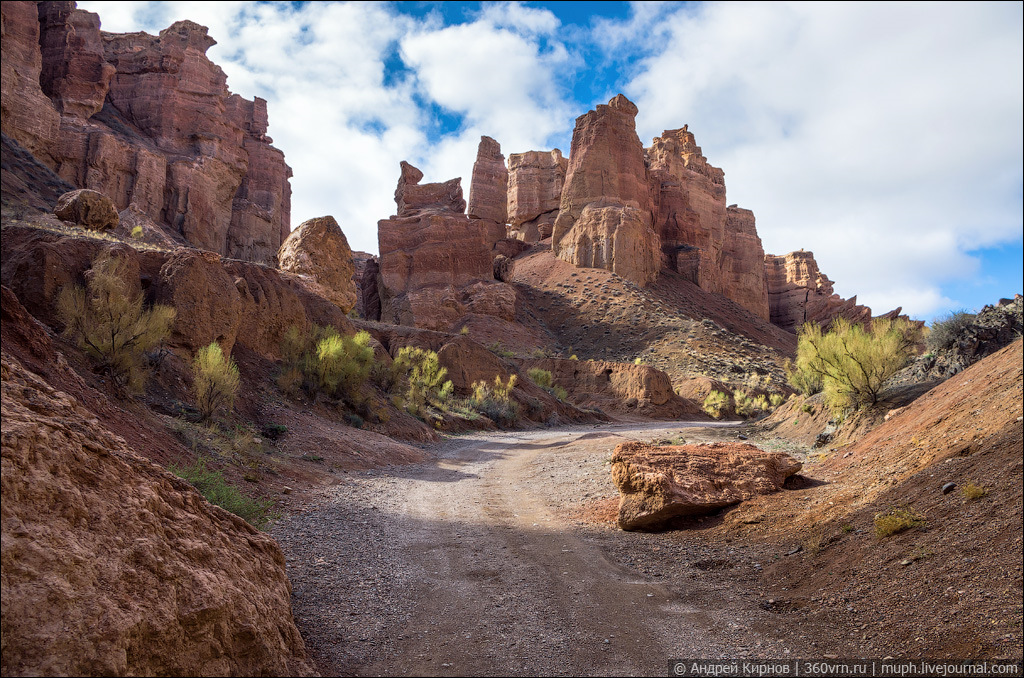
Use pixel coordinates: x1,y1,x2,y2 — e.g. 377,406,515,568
393,346,452,416
193,342,240,421
873,506,926,539
468,374,519,425
57,252,175,392
702,390,731,418
277,324,374,405
789,318,921,414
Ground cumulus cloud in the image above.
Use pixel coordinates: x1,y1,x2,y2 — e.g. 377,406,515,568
623,1,1023,316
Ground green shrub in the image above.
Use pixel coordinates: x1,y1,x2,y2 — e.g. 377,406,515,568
468,374,519,425
170,457,273,528
733,389,754,417
277,324,374,404
873,506,926,539
702,390,731,418
785,358,822,396
487,341,515,358
553,385,568,401
961,482,989,500
926,310,974,352
393,346,452,416
528,367,554,389
193,342,240,421
769,393,785,408
789,318,921,414
130,225,144,239
57,252,175,392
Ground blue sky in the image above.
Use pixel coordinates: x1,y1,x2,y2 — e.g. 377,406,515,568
80,1,1023,322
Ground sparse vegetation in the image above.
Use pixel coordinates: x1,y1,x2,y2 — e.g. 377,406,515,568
278,324,374,406
789,318,922,414
961,482,989,500
769,393,785,408
468,374,519,425
130,225,143,239
171,456,273,528
459,325,469,336
192,342,240,421
487,341,515,358
57,251,175,392
873,506,926,539
527,367,568,402
702,390,731,418
393,346,453,416
926,309,975,352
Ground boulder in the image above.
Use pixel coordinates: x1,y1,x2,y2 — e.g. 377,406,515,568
155,249,244,354
277,215,357,313
610,442,802,530
54,188,119,231
467,136,508,224
0,353,315,676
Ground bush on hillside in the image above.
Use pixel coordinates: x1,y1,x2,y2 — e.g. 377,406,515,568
393,346,452,416
277,324,374,406
193,342,240,421
702,390,731,418
57,252,175,393
926,309,975,352
789,318,921,414
468,374,519,425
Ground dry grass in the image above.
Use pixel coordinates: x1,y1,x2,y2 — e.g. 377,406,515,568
961,482,990,500
873,506,927,539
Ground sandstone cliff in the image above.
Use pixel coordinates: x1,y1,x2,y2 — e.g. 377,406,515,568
507,148,566,242
467,136,508,225
764,250,875,333
377,163,516,331
0,1,292,264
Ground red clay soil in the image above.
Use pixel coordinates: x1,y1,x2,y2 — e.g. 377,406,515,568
714,339,1024,659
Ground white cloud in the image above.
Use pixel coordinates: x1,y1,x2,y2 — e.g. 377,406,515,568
624,1,1023,317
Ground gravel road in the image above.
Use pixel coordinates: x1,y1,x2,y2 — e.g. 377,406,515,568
271,422,826,676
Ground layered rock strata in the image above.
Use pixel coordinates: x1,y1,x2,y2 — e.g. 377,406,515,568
466,136,508,224
765,250,874,333
0,2,292,264
551,94,661,287
506,149,566,242
377,163,515,331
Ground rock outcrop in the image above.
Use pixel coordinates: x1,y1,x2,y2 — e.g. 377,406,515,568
610,441,802,530
277,216,357,313
377,163,516,331
1,353,315,676
507,149,566,242
53,188,119,230
647,127,769,320
467,136,508,225
552,94,660,287
764,250,875,333
0,2,292,265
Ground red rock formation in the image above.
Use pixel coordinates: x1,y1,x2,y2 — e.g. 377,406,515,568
278,215,357,312
467,136,508,225
764,250,875,333
1,352,316,676
646,127,769,320
611,441,802,530
0,2,292,265
507,148,566,242
552,94,660,287
377,163,516,331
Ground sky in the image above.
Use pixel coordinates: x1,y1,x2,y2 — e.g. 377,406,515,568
79,1,1023,323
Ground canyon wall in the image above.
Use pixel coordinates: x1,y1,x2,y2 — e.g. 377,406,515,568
0,1,291,264
764,250,874,333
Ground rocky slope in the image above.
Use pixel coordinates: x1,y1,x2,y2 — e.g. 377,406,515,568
1,351,315,676
0,1,291,264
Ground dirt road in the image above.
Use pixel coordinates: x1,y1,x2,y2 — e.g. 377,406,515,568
271,422,822,676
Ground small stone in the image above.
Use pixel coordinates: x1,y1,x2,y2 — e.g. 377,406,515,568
281,486,293,495
942,482,956,494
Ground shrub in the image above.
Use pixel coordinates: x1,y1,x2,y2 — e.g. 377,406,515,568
459,325,469,336
57,252,175,392
785,358,822,396
961,482,989,500
393,346,452,416
277,324,374,404
873,506,926,539
130,225,143,239
170,457,273,529
193,342,240,421
487,341,515,358
528,367,554,389
769,393,785,408
553,385,568,401
789,318,921,414
702,390,731,418
927,310,975,352
468,374,519,425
